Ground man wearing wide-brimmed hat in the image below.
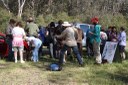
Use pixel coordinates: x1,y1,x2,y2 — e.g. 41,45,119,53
55,21,83,66
25,17,39,37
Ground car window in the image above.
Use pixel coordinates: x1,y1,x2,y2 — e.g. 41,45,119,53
80,25,89,33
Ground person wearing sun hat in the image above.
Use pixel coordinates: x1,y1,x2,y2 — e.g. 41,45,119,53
55,21,83,66
89,17,102,64
25,17,39,37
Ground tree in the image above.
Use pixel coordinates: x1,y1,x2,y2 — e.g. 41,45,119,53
18,0,26,18
0,0,10,14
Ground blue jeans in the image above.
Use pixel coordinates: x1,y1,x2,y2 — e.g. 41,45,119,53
32,42,42,62
59,45,83,65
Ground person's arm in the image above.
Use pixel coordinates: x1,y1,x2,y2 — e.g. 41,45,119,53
55,29,66,39
24,24,29,35
22,29,26,39
82,30,84,39
6,26,11,35
90,25,100,37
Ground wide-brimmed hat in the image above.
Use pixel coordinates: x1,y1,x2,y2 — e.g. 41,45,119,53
62,21,71,27
27,17,34,22
91,17,99,23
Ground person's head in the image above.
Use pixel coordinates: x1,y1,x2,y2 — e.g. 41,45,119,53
101,26,105,32
9,19,16,25
58,20,63,25
27,17,34,23
16,21,23,27
111,26,117,32
108,26,112,31
49,22,55,28
91,17,99,25
120,27,125,31
62,21,71,28
38,25,42,30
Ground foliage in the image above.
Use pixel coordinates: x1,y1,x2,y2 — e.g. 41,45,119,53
100,13,128,30
36,15,46,26
0,7,12,33
0,0,128,33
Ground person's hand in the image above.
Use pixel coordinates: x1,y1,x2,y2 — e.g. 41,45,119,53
89,31,93,34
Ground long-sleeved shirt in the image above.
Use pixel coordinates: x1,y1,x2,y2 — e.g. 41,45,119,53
56,27,77,47
90,25,101,43
118,31,126,46
25,22,39,36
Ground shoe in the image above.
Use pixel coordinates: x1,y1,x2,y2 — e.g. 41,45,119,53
94,62,101,65
15,60,17,63
21,61,25,63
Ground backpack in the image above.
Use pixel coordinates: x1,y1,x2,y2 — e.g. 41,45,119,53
48,63,62,71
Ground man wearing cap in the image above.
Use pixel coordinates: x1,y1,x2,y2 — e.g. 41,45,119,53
25,17,39,37
55,21,83,66
90,17,102,64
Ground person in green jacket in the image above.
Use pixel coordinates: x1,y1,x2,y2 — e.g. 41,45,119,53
89,17,102,64
25,17,39,37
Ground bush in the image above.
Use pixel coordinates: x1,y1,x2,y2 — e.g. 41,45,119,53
99,13,127,30
44,14,55,24
36,15,46,26
0,8,12,33
55,12,71,22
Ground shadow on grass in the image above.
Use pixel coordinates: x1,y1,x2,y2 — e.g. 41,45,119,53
110,71,128,84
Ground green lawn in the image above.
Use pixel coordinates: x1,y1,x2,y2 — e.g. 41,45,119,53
0,51,128,85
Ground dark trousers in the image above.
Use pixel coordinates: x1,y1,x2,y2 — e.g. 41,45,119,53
59,45,83,65
86,38,93,57
7,37,14,61
77,43,83,57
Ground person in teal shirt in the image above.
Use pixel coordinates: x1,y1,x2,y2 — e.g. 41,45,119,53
89,17,102,64
86,26,94,57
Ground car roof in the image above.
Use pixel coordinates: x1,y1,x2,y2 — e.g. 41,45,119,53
74,23,92,26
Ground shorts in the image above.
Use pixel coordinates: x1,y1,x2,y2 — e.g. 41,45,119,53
13,46,24,52
119,45,125,53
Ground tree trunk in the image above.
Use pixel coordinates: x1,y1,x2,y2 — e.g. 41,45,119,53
18,0,26,19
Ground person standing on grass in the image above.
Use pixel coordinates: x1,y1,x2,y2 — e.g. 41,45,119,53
118,27,126,60
100,27,108,55
12,22,26,63
5,19,16,61
89,17,102,64
55,21,83,66
76,27,84,58
26,36,42,62
86,26,94,57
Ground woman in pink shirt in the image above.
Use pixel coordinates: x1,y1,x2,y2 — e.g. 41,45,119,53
12,22,26,63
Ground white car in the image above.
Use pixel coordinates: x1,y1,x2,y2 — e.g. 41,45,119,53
74,23,93,46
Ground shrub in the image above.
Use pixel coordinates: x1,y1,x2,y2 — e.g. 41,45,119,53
36,15,46,26
0,8,12,33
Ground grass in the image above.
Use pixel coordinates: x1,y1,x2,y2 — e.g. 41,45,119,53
0,50,128,85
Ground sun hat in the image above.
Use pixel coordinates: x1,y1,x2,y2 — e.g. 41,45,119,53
62,21,71,27
27,17,34,22
91,17,99,23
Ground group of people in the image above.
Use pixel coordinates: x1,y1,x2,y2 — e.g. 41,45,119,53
4,16,127,66
86,17,127,64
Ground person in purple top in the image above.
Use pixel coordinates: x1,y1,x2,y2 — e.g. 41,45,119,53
109,26,118,42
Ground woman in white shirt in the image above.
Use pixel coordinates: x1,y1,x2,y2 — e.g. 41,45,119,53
118,27,126,60
12,22,26,63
